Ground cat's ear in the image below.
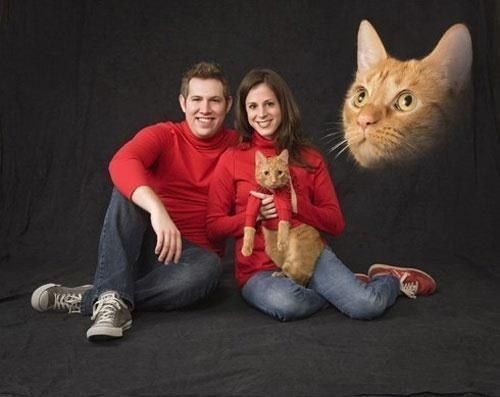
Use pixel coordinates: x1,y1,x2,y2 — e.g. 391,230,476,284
423,24,472,91
357,20,387,73
278,149,289,164
255,151,266,166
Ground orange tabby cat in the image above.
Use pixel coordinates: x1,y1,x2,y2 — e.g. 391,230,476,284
242,150,324,285
341,20,472,168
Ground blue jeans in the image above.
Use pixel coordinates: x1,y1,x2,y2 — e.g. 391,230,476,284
80,188,222,316
241,248,400,321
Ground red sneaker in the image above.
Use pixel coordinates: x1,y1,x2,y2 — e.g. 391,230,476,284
367,264,437,299
354,273,370,284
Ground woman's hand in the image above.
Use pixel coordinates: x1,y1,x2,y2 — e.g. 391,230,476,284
249,191,277,220
289,178,297,214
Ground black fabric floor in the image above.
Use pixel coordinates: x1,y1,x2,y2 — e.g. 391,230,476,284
1,258,499,396
1,1,500,396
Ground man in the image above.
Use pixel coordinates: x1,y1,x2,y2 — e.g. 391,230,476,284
31,62,238,341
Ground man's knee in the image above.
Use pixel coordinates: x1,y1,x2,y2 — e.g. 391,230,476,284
136,252,222,311
197,252,222,287
178,250,222,291
108,188,142,215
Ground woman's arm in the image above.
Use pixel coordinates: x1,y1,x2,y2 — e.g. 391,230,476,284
206,151,246,243
295,159,345,236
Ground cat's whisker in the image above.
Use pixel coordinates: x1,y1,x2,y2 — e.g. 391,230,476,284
334,143,352,159
323,130,343,137
322,136,344,146
330,140,351,156
324,121,341,126
321,130,344,140
328,138,349,154
384,129,418,153
401,140,418,155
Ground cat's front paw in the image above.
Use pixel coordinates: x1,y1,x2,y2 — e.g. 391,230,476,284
272,271,285,278
241,244,253,257
241,226,256,257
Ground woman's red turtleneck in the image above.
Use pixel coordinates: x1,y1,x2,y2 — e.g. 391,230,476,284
207,132,345,287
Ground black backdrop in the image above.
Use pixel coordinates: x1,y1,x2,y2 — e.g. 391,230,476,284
1,1,499,396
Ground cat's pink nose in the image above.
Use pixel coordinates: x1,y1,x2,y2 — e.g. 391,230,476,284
357,111,380,131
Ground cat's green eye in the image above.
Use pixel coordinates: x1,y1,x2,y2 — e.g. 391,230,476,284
352,88,368,108
394,91,417,112
264,171,270,176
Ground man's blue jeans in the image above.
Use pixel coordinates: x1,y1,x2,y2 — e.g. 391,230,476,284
80,189,222,316
241,248,400,321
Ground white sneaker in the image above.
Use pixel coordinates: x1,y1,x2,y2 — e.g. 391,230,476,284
31,283,92,313
86,291,132,341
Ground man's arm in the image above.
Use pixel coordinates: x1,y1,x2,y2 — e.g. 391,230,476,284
109,124,182,264
131,185,182,264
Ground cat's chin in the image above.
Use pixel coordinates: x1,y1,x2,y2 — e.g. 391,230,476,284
350,142,409,168
351,146,430,169
352,152,386,168
349,142,384,168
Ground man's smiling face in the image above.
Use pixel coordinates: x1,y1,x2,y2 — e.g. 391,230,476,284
179,78,232,139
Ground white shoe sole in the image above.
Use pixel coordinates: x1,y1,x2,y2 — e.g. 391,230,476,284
86,320,133,342
31,283,59,311
368,263,435,282
31,283,92,312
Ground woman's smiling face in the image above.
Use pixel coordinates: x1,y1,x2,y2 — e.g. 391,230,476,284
245,83,282,140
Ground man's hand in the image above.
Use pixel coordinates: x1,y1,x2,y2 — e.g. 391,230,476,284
131,185,182,264
249,191,277,220
150,208,182,264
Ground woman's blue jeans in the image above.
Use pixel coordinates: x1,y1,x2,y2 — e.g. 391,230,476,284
80,189,222,316
241,248,400,321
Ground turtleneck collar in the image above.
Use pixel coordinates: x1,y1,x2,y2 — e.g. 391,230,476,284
250,131,277,152
179,121,229,150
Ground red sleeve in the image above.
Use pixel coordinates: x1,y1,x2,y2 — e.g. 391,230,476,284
275,189,292,222
245,195,261,228
108,123,170,198
207,150,246,242
295,159,345,236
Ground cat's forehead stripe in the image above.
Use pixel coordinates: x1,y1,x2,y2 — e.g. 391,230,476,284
377,69,389,83
366,61,424,96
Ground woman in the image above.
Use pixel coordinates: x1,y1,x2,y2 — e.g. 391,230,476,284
207,69,436,321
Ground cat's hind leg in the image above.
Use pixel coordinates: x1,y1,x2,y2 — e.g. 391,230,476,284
277,220,290,252
282,225,324,286
262,227,285,267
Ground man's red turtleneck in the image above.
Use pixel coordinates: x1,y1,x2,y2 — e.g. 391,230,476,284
109,121,238,255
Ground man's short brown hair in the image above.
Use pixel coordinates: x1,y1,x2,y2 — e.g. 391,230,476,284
180,62,231,99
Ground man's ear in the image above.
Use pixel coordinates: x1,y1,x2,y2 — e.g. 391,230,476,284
179,94,187,113
225,96,233,113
